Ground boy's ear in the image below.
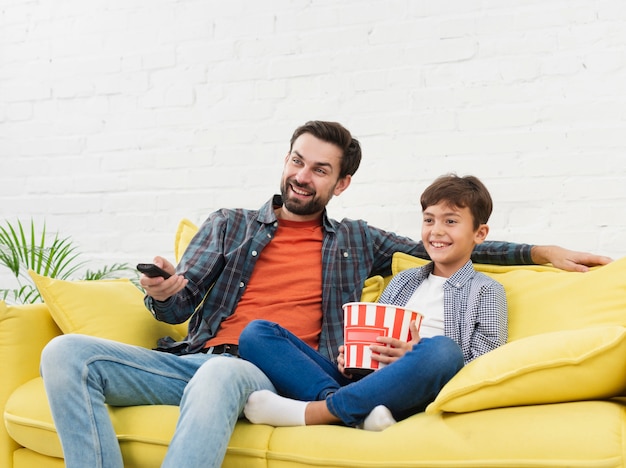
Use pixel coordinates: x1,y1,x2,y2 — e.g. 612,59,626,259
474,224,489,244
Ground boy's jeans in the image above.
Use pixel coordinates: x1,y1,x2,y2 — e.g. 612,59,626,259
239,319,464,426
40,334,275,468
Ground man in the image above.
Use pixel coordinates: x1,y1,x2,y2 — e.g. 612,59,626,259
40,121,611,468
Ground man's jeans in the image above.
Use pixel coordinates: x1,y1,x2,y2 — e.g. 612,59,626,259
239,320,464,426
40,334,275,468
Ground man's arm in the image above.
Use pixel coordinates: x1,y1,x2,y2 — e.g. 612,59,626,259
530,245,612,272
472,241,612,272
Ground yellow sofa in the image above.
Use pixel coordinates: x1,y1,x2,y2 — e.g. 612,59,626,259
3,220,626,467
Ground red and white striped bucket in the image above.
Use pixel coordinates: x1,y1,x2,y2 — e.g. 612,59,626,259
342,302,423,375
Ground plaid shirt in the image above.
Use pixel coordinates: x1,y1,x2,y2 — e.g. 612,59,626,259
378,260,508,364
147,195,528,360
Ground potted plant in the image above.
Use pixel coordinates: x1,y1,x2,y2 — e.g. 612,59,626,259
0,219,135,304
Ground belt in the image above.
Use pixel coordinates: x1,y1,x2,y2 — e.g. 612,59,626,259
201,344,239,357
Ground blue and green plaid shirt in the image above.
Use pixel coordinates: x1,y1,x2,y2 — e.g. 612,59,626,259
146,195,532,360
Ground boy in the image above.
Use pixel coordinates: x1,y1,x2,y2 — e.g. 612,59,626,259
238,174,507,431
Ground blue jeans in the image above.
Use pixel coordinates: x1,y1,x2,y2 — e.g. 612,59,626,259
238,320,464,426
40,334,275,468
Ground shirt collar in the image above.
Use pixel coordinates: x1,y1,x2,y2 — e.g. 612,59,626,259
416,260,476,287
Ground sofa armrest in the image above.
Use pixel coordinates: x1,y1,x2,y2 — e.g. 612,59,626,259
1,301,62,468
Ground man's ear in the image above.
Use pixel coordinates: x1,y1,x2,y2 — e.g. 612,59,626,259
474,224,489,244
333,175,352,196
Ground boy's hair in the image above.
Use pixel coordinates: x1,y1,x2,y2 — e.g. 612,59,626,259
420,174,493,230
290,121,362,178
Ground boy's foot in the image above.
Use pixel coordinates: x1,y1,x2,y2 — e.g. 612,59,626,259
244,389,307,426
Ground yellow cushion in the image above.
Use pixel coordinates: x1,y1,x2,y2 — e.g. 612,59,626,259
173,218,386,303
392,253,626,413
174,218,199,263
360,275,384,302
391,252,626,340
269,400,626,466
28,272,186,348
427,325,626,413
5,377,274,468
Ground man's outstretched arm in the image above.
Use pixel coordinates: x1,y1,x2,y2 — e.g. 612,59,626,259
472,241,612,271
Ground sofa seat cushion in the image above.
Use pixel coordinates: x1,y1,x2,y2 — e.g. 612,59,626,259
7,379,626,468
4,378,274,468
267,400,626,467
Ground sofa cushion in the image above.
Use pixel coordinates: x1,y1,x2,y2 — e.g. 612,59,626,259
4,377,274,468
392,253,626,340
268,400,626,467
28,272,187,348
427,325,626,413
393,253,626,413
174,218,198,263
172,218,387,303
360,275,384,303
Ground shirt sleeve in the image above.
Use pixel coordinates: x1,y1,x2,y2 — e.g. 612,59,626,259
466,280,508,362
145,210,228,324
471,240,534,265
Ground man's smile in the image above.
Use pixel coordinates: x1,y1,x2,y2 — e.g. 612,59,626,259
289,182,314,198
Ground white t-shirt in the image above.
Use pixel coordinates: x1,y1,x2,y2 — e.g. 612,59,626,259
403,273,446,338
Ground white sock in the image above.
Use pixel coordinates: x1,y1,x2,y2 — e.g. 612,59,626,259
244,389,308,426
362,405,396,431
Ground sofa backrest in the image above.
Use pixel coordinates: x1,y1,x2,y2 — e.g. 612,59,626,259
176,219,626,342
391,252,626,342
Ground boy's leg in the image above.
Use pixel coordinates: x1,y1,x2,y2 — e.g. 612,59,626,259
40,334,207,468
238,319,350,400
326,336,464,426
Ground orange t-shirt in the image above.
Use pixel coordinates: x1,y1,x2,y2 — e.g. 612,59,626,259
204,218,324,349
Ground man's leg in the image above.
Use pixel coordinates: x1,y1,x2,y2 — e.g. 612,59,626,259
326,336,464,426
40,334,206,468
162,355,276,468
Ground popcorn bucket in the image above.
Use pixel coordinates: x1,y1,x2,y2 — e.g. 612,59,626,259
342,302,423,376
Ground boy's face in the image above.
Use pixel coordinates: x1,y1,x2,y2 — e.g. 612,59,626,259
421,202,489,277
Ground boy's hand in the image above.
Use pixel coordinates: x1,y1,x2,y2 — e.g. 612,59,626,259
370,320,421,365
336,345,353,379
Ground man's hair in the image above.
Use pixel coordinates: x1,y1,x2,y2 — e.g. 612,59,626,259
420,174,493,229
290,121,361,178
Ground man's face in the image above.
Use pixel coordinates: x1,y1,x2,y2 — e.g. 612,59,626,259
279,133,351,221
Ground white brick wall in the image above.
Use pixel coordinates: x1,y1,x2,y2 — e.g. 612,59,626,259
1,0,625,283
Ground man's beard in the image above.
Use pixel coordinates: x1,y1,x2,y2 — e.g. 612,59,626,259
280,179,328,216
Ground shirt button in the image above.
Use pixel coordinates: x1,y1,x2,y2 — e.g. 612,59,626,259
456,283,461,288
252,251,258,256
239,282,245,288
343,251,349,258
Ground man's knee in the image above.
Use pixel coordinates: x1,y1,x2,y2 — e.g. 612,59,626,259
41,334,92,371
187,357,274,396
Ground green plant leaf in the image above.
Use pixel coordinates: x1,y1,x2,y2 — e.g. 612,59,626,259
0,219,137,304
